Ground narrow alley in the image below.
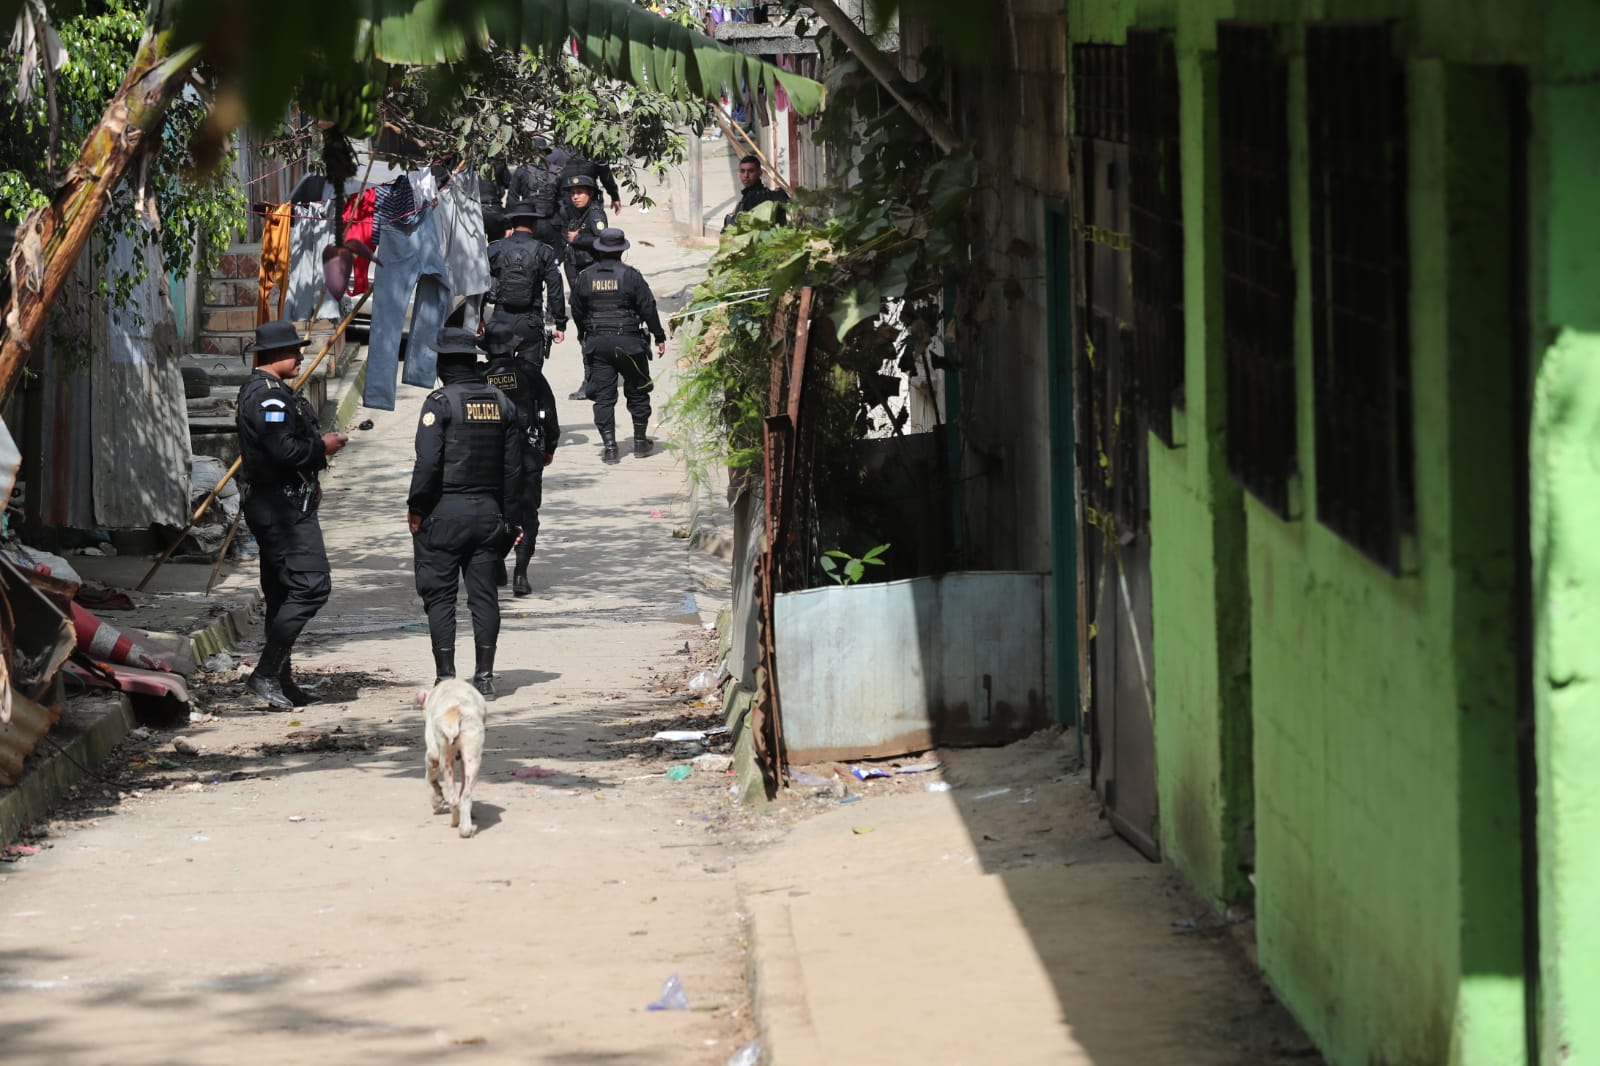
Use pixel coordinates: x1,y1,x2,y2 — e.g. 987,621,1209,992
2,195,1316,1066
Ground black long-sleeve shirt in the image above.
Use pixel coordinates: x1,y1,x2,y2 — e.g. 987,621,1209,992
236,369,326,488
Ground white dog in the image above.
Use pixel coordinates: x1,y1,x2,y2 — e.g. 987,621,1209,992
418,679,488,838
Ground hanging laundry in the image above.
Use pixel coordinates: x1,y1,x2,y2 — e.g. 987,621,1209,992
374,174,416,237
257,201,293,324
433,174,492,310
343,185,378,296
363,203,453,411
286,202,338,321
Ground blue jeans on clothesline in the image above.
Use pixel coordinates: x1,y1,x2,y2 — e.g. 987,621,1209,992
364,206,453,411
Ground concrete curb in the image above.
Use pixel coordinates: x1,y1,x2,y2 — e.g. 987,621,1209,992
323,344,369,431
181,590,262,664
0,695,135,849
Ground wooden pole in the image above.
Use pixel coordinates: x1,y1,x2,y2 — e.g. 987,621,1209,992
714,105,793,196
204,509,243,595
136,287,371,592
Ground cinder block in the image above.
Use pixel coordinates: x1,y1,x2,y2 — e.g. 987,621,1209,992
203,308,256,333
199,335,242,357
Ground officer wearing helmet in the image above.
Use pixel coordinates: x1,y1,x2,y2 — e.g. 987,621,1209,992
570,228,667,463
407,327,525,698
487,200,567,368
482,320,560,596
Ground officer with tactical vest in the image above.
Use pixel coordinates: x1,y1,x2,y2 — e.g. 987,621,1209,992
487,201,567,368
483,320,560,596
407,328,525,698
563,172,609,291
569,228,667,463
236,320,348,709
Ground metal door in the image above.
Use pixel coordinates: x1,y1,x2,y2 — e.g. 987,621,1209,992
1072,44,1159,858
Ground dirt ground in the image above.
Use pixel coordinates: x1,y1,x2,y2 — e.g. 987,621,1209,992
0,177,1320,1065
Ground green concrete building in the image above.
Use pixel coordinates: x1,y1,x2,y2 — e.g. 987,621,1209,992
1032,0,1599,1063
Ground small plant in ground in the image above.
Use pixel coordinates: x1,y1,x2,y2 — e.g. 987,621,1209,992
820,543,890,586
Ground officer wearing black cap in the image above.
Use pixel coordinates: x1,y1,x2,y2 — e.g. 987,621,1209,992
563,172,610,290
482,321,560,596
407,327,525,697
236,320,348,709
488,200,567,368
569,228,667,463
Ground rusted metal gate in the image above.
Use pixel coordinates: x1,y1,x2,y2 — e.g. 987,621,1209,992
751,288,816,792
1072,44,1159,858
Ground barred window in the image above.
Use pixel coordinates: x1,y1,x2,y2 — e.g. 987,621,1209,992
1307,24,1413,571
1073,43,1127,143
1128,29,1185,447
1219,24,1296,516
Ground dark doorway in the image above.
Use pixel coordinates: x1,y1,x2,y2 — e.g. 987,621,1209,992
1072,43,1159,858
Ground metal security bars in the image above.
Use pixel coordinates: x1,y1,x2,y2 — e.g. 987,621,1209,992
1128,29,1186,447
1307,24,1413,571
1073,43,1128,143
1218,24,1296,516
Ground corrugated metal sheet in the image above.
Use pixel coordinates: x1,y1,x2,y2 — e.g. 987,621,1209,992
773,571,1052,762
93,225,191,528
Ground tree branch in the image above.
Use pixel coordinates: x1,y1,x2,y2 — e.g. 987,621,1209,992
805,0,961,155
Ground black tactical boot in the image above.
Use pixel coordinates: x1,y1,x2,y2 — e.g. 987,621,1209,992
633,421,653,458
471,645,496,700
600,428,620,464
245,641,294,710
279,654,320,707
432,646,456,686
512,567,532,597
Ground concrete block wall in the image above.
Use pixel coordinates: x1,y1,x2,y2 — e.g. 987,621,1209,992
199,248,262,359
1059,2,1543,1064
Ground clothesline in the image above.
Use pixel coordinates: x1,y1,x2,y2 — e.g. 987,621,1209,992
667,289,773,321
245,161,472,225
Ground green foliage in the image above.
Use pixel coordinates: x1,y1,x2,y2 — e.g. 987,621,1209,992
0,0,245,297
669,31,978,483
821,543,890,585
370,44,701,205
138,0,825,130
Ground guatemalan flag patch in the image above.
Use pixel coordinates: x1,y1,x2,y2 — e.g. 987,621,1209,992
263,411,286,422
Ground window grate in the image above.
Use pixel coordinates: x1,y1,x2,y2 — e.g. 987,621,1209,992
1219,24,1296,516
1128,29,1185,447
1073,43,1127,143
1308,24,1412,571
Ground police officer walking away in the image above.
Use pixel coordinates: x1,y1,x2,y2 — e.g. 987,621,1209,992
483,321,560,596
235,320,348,709
407,328,525,697
569,228,667,463
487,201,567,367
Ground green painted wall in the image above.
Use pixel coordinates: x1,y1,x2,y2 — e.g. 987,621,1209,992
1532,0,1600,1059
1065,1,1546,1063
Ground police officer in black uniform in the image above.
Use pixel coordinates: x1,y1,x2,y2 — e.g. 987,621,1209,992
482,321,560,596
487,201,567,368
407,328,525,698
235,320,348,709
569,228,667,463
562,172,609,291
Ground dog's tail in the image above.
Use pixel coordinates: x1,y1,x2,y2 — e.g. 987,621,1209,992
437,704,463,742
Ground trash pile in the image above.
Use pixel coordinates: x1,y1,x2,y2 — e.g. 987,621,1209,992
0,424,191,787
